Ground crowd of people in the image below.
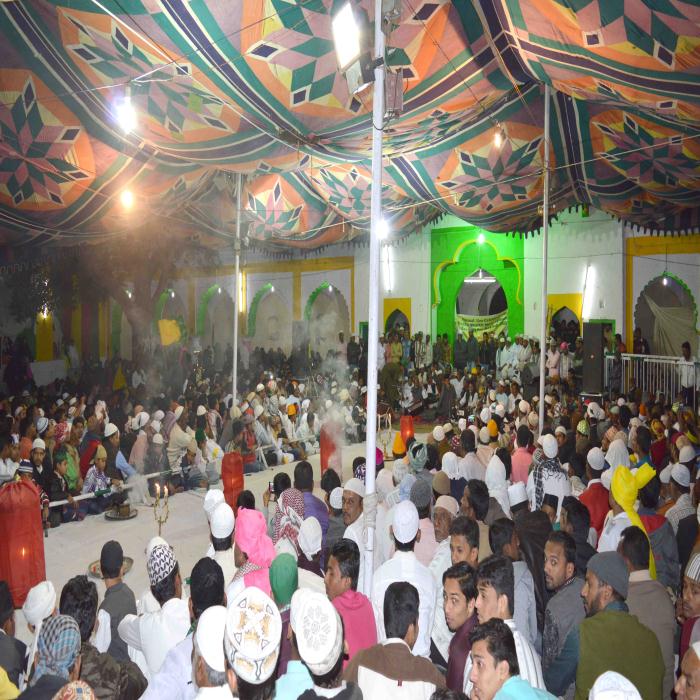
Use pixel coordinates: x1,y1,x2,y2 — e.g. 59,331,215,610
1,322,700,699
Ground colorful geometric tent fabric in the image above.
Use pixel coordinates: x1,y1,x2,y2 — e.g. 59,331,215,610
0,0,699,250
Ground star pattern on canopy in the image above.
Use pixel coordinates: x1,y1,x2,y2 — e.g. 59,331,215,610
0,0,698,250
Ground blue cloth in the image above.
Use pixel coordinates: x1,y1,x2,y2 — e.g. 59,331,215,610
115,450,137,478
275,660,313,700
496,675,556,699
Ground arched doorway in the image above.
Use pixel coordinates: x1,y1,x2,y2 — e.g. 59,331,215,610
385,309,409,335
305,285,350,359
202,289,234,369
455,269,507,317
635,275,697,355
551,306,580,345
249,286,292,354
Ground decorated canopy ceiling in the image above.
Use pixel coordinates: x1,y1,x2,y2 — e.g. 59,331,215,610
1,0,699,250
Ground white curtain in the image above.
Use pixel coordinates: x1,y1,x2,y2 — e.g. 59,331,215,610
643,293,697,356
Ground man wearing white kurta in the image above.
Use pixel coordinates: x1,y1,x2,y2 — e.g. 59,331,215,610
371,500,436,658
118,544,189,680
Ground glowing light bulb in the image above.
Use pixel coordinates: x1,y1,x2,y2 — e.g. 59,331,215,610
170,290,175,298
477,233,485,244
117,94,136,132
270,285,275,293
120,189,134,209
663,276,668,286
217,286,222,294
494,129,503,148
328,285,334,292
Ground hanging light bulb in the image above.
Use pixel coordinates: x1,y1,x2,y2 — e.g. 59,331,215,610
116,89,137,133
170,290,175,298
217,286,222,294
328,285,334,292
663,275,668,286
494,128,503,148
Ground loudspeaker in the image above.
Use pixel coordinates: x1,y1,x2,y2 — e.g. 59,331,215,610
583,323,605,394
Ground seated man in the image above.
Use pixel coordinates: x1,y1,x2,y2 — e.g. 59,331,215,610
59,575,146,698
118,543,190,680
344,581,446,696
473,555,545,693
469,619,555,700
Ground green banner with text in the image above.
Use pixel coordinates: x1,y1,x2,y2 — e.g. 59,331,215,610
455,310,508,339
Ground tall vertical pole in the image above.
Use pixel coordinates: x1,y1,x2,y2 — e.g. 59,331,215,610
362,0,385,597
538,84,551,430
232,172,242,403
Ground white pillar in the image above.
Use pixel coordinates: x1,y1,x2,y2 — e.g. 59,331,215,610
538,84,551,430
232,172,242,403
362,0,385,597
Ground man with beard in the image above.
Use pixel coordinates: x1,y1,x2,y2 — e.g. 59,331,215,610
542,551,664,699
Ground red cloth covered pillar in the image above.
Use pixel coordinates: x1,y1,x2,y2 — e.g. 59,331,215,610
0,480,45,606
222,452,244,511
320,424,339,476
400,415,415,445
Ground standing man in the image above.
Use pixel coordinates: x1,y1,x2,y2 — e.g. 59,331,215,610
679,341,698,408
454,333,468,373
466,329,479,373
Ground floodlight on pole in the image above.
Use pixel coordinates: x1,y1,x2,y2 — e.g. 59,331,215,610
332,2,361,72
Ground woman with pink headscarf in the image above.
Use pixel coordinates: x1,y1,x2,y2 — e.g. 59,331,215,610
232,508,275,596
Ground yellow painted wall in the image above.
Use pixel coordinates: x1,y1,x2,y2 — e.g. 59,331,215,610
384,298,412,331
548,293,583,327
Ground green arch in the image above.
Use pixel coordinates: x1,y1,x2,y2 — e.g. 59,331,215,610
304,282,332,321
153,289,175,333
196,284,223,337
247,283,273,338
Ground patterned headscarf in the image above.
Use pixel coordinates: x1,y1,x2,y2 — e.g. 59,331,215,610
273,488,305,548
532,448,566,511
147,544,177,586
33,615,81,684
408,442,428,472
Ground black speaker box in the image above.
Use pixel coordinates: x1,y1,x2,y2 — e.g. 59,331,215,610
582,322,605,394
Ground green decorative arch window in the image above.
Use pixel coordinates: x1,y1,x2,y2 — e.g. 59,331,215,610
247,283,274,338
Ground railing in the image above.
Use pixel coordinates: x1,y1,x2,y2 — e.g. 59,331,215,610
604,353,699,410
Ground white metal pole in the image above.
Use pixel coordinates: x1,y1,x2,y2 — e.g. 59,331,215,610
233,172,242,403
363,0,385,597
538,84,551,431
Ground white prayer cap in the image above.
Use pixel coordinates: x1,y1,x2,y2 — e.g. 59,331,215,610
587,447,605,471
195,605,227,673
56,399,64,407
22,581,56,626
174,406,184,421
298,383,305,392
519,400,530,414
298,517,322,559
541,433,558,459
147,544,177,586
339,389,350,402
544,394,554,406
329,487,343,510
659,462,673,485
432,425,445,442
586,402,603,419
680,445,697,464
104,423,119,438
69,397,77,406
196,405,207,417
136,412,150,429
32,438,46,451
479,427,490,445
443,422,453,434
204,489,225,520
150,419,161,434
291,589,343,676
508,482,528,508
256,383,265,392
589,671,641,699
152,433,164,445
555,426,567,437
153,410,165,422
672,463,691,488
210,502,235,539
145,536,168,558
495,405,505,418
527,412,539,428
325,400,333,409
393,500,420,543
343,478,365,499
479,407,490,423
617,397,626,407
457,418,467,432
36,417,48,435
488,390,496,402
301,399,310,411
224,587,281,684
62,392,69,400
435,495,459,517
254,405,264,418
601,467,614,491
